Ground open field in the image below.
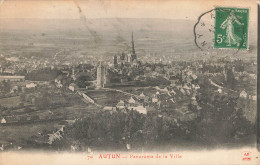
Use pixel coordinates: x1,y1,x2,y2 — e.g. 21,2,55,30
0,121,61,144
86,90,131,106
50,104,101,119
0,89,102,146
0,103,100,145
0,96,21,108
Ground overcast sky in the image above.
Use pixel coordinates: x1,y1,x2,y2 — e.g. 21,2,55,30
0,0,257,21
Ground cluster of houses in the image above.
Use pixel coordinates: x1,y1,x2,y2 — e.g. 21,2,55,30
54,78,63,88
239,89,257,101
102,83,201,116
1,77,38,94
103,95,150,115
48,126,64,144
9,82,37,95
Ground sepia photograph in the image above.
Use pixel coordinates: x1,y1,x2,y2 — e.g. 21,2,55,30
0,0,259,164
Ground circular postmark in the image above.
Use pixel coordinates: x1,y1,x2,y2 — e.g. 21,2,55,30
194,7,249,57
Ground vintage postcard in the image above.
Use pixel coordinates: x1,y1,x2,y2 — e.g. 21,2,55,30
0,0,259,164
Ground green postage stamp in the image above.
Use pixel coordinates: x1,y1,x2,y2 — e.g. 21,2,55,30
214,7,249,49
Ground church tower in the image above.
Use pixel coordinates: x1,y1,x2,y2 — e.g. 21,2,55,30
131,32,137,60
96,62,105,89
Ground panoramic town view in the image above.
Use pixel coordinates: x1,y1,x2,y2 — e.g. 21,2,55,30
0,1,257,152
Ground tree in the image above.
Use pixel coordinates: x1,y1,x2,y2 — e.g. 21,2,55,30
35,96,50,110
226,68,237,89
20,93,26,102
1,80,11,93
75,75,92,88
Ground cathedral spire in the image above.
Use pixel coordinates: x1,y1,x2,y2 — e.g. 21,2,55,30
131,32,136,59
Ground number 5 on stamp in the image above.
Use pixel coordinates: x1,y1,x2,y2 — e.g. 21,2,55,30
214,7,249,49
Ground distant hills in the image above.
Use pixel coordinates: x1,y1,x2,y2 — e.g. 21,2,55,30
0,18,195,32
0,18,257,61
